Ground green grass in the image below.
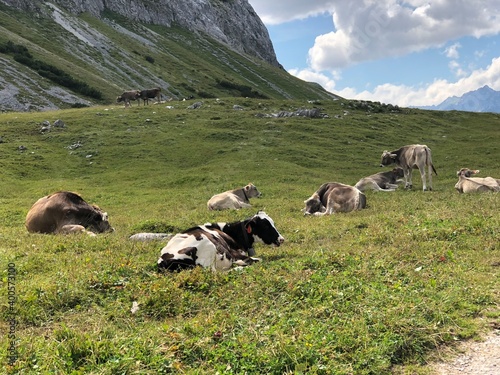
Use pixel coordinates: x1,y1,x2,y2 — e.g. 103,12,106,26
0,99,499,374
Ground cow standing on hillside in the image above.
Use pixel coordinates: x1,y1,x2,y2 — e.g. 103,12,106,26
380,144,437,191
302,182,366,215
25,191,114,235
455,168,500,193
157,211,285,271
139,87,161,105
117,90,140,106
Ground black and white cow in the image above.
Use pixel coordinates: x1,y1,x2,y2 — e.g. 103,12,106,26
157,211,285,271
380,144,437,191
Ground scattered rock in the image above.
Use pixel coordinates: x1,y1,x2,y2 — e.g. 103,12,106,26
187,101,203,109
53,119,66,128
129,233,172,242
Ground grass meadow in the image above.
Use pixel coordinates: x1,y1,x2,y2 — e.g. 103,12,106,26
0,98,499,374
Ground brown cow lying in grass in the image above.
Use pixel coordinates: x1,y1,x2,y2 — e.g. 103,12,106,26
455,168,500,193
303,182,366,215
26,191,114,235
355,167,405,192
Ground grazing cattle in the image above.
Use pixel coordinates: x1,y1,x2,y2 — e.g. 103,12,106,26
116,90,140,106
26,191,113,235
157,211,285,271
380,144,437,191
139,87,161,105
302,182,366,216
455,168,500,193
207,183,261,210
355,167,405,192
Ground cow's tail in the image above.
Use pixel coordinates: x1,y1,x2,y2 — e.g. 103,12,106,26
425,146,438,175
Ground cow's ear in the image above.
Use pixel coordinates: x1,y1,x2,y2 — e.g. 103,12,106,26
246,224,252,234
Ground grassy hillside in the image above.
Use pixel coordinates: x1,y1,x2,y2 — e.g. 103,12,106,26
0,98,499,374
0,4,337,111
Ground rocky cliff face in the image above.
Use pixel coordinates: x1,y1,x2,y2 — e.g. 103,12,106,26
0,0,280,67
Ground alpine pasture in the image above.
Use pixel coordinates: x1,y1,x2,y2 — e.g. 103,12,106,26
1,98,498,374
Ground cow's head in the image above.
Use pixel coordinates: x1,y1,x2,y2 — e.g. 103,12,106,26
245,183,262,198
393,167,405,179
116,96,123,103
457,168,480,177
246,211,284,246
302,193,326,215
86,205,114,233
380,150,397,167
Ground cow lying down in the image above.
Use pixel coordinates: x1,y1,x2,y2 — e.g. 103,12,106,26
354,167,405,192
303,182,366,215
207,183,261,210
455,168,500,193
25,191,113,236
158,211,285,271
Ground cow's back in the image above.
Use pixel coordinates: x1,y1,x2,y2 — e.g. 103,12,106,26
26,192,71,233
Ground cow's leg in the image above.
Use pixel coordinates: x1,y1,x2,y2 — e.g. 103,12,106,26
427,164,433,191
404,170,412,189
419,167,427,191
58,224,96,236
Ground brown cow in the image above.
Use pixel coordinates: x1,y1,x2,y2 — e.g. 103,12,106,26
116,90,140,106
455,168,500,193
380,144,437,191
302,182,366,216
207,183,261,210
354,167,405,192
26,191,113,235
139,87,161,105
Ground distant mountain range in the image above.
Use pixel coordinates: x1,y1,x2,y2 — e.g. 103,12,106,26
417,85,500,113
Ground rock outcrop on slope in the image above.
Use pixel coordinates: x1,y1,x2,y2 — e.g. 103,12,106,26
0,0,279,67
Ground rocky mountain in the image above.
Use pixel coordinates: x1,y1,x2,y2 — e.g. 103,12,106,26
1,0,279,67
0,0,339,111
418,85,500,113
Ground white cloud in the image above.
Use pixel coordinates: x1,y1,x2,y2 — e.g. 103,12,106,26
247,0,336,25
249,1,500,69
309,1,500,70
330,57,500,106
288,68,337,93
444,43,461,59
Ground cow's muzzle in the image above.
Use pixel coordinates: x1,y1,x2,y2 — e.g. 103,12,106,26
275,236,285,246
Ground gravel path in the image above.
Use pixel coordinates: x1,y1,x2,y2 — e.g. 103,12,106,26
431,329,500,375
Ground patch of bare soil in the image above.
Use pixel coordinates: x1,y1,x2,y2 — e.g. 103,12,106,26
431,328,500,375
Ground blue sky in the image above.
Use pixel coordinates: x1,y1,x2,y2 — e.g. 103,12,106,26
247,0,500,107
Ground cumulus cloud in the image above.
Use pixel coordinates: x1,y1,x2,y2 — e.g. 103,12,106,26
248,0,336,25
308,0,500,70
335,57,500,106
250,0,500,107
249,1,500,69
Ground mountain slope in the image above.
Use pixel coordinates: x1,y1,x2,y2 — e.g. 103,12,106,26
0,1,340,111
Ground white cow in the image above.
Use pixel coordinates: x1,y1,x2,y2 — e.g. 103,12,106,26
207,183,261,210
455,168,500,193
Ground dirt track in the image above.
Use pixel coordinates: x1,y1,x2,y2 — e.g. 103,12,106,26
431,329,500,375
